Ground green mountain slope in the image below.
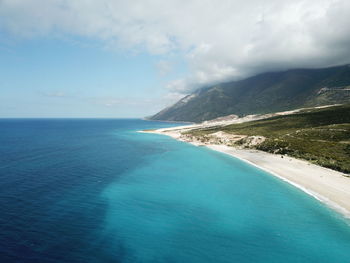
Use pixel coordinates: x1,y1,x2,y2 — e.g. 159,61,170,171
186,104,350,174
151,65,350,122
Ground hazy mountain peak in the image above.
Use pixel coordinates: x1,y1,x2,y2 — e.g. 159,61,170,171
150,65,350,122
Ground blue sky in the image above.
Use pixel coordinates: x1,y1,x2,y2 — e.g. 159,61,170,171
1,0,349,117
0,34,187,118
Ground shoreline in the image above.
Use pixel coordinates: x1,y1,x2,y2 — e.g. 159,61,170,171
207,145,350,219
142,128,350,219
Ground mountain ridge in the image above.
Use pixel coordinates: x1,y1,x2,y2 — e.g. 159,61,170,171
150,65,350,122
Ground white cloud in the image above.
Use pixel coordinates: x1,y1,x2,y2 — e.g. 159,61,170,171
156,60,173,76
1,0,350,95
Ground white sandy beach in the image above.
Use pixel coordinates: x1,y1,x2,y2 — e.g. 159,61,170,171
143,127,350,218
208,145,350,218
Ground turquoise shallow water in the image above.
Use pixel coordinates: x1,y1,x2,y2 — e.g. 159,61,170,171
1,119,350,262
103,131,350,263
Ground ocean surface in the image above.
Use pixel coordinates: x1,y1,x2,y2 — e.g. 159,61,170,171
1,119,350,263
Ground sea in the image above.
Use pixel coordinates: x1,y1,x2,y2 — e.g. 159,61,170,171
1,118,350,263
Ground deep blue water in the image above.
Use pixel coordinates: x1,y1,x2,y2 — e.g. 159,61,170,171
1,119,350,263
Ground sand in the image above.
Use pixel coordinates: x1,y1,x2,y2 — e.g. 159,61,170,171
208,145,350,218
143,129,350,218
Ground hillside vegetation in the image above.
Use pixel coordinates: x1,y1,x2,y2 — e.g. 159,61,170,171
186,105,350,174
151,65,350,122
